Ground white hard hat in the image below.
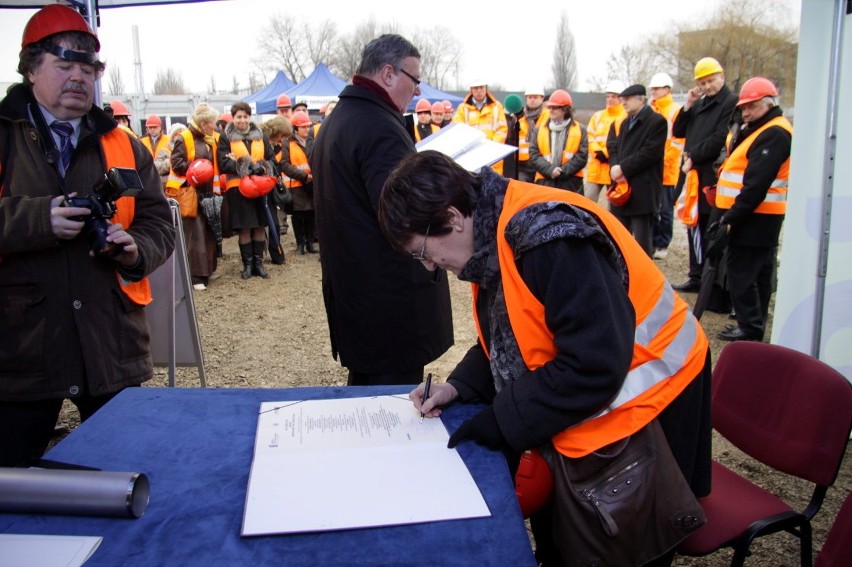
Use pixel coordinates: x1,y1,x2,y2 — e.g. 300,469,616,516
604,80,626,94
469,79,488,88
649,73,674,88
524,87,545,97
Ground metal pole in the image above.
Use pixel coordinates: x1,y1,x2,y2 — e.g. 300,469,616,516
84,0,102,108
810,0,847,358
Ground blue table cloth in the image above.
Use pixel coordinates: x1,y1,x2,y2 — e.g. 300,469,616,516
0,386,535,566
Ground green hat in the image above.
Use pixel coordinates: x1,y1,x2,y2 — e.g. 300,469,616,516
504,94,524,114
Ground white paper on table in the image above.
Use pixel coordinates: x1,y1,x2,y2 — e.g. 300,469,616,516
416,122,517,171
241,395,491,536
0,534,102,567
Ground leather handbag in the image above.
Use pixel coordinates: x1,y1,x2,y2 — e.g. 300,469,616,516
165,185,198,218
551,418,705,567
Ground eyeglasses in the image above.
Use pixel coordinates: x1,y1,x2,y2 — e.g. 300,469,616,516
398,67,421,87
411,224,430,261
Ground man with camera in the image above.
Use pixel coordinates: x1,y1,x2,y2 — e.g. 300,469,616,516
0,5,175,466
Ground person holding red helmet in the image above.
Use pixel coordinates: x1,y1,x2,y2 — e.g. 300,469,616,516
0,5,175,466
714,77,792,342
528,89,587,194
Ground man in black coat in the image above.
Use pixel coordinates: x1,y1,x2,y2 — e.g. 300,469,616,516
671,57,738,292
311,34,453,386
608,84,668,257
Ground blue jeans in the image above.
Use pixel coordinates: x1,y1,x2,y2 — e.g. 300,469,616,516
653,185,675,250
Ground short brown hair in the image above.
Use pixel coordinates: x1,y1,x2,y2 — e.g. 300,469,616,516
230,101,252,117
378,150,479,252
260,116,293,140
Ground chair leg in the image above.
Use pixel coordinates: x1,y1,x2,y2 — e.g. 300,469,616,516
800,521,813,567
730,546,748,567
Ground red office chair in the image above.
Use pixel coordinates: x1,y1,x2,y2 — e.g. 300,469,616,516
678,342,852,567
815,490,852,567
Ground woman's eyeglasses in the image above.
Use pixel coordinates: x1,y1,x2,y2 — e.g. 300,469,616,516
411,224,430,261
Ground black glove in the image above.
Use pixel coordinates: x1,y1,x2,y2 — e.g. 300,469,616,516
447,407,507,450
249,162,266,176
595,150,608,163
705,221,729,259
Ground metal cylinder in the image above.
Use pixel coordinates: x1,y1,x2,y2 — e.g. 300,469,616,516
0,468,149,518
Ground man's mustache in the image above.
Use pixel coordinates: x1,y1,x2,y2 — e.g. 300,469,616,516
62,84,88,96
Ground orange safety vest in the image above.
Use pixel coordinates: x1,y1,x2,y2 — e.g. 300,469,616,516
715,116,792,215
281,140,310,188
101,129,153,306
165,130,221,193
585,105,626,185
533,121,584,181
651,95,685,186
472,180,708,457
140,134,169,159
222,136,264,191
454,96,508,174
518,108,550,162
674,169,700,227
413,123,440,143
311,123,321,138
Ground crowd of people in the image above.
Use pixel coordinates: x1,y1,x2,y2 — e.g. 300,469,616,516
1,5,794,566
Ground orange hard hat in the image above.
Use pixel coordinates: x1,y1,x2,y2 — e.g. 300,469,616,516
239,175,277,199
276,94,292,108
514,449,554,518
415,98,431,113
22,4,99,50
145,115,162,127
545,89,573,108
430,101,444,114
186,159,214,187
110,100,130,117
737,77,779,106
218,113,232,123
607,181,632,206
291,111,312,128
442,100,453,113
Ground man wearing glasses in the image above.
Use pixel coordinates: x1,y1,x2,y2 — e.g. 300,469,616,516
311,34,453,386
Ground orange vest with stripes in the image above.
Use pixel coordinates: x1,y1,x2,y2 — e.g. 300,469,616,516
533,121,584,181
282,140,311,188
715,116,792,215
223,137,265,191
518,108,550,162
140,134,169,159
473,180,708,457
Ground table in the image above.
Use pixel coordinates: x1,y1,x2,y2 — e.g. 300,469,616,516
0,387,536,566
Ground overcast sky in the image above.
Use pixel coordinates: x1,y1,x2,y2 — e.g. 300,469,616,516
0,0,801,94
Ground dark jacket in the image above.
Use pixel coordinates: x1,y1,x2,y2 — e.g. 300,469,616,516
672,84,737,214
0,83,175,401
529,119,588,192
608,104,668,216
311,82,453,374
720,106,791,248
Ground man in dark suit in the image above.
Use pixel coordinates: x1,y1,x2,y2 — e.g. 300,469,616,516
310,34,453,386
608,84,668,257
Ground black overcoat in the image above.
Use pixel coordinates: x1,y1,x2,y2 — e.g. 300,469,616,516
310,83,453,374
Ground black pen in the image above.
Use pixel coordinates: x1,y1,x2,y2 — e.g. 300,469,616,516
420,373,432,423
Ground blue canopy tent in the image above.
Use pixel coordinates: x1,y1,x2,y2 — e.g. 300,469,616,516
406,82,463,113
243,70,297,115
282,63,347,110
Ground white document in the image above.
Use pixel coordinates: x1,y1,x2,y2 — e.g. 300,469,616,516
241,395,491,536
416,122,517,172
0,534,102,567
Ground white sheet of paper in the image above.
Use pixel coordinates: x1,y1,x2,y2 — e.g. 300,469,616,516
0,534,102,567
416,122,517,171
241,396,491,536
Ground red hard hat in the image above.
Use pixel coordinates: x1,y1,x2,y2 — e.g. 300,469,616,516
276,94,292,108
546,89,573,108
110,100,130,117
737,77,779,106
239,175,276,199
415,98,432,113
22,4,100,50
291,111,312,128
607,181,632,206
514,449,554,518
186,159,214,187
431,101,444,114
145,115,162,127
218,113,232,123
442,100,453,113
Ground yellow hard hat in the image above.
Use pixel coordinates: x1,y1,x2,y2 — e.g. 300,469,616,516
694,57,723,81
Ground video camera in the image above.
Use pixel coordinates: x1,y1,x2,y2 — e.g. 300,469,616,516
64,167,143,257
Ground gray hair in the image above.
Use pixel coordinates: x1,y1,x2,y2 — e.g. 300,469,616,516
192,103,219,125
18,31,104,86
356,34,420,76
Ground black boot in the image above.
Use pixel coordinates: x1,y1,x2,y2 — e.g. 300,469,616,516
305,214,318,254
293,213,306,255
239,242,253,279
215,240,223,258
251,240,270,279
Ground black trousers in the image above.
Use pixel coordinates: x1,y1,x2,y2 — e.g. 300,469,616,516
726,244,777,338
0,390,122,467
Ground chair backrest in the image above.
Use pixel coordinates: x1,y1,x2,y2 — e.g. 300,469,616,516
815,490,852,567
712,342,852,487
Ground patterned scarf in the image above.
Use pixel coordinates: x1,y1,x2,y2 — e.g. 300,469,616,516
189,119,216,148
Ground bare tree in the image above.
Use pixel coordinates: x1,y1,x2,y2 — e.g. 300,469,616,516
106,66,125,96
231,75,240,96
255,15,339,82
412,27,462,90
208,75,217,95
153,68,186,95
332,19,382,81
604,41,663,87
550,12,578,90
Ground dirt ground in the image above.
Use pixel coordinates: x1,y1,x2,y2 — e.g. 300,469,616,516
58,216,849,565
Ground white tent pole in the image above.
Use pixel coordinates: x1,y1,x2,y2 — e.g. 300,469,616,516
82,0,102,107
811,0,847,358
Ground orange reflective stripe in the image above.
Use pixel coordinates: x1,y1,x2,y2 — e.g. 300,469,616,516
101,129,152,306
474,181,708,457
674,170,699,227
533,121,584,181
166,130,220,193
716,116,791,215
